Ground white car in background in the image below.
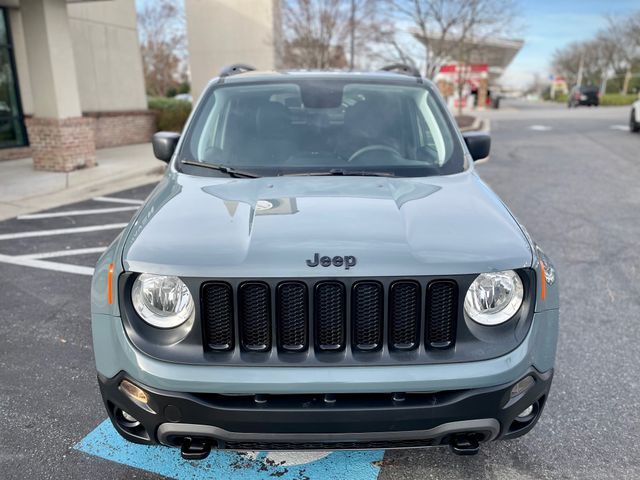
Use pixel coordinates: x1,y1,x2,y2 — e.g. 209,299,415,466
631,97,640,133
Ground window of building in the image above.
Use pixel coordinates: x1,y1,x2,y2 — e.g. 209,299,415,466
0,8,27,148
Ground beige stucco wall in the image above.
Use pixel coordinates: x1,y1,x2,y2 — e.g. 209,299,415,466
9,0,146,115
185,0,280,99
67,0,147,112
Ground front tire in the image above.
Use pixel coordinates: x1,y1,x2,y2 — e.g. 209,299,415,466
631,109,640,133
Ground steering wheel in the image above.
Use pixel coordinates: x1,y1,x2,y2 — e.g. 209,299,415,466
347,144,401,163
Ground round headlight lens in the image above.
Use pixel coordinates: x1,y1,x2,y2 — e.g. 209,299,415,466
131,274,194,328
464,270,524,326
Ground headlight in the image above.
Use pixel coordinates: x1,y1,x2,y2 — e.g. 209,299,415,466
464,270,524,326
131,274,194,328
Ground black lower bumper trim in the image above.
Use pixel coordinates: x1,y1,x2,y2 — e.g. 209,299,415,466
98,369,553,450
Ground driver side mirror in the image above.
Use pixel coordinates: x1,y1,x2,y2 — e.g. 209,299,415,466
152,132,180,163
462,132,491,162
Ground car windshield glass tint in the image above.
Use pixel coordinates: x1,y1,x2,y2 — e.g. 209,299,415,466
180,80,465,177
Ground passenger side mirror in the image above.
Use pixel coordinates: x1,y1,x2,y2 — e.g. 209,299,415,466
462,132,491,162
152,132,180,163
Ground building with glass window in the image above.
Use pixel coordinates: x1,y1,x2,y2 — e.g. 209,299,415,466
0,0,152,171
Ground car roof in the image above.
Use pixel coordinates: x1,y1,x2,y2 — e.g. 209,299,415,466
213,70,427,86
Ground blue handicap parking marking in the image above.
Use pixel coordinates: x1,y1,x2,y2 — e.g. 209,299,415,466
75,420,385,480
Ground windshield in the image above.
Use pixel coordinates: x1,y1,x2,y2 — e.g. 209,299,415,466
179,79,465,177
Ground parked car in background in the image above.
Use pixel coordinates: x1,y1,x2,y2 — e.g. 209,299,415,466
630,97,640,133
567,85,599,107
173,93,193,103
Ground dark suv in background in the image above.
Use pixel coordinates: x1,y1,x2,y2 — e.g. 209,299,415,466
567,85,599,107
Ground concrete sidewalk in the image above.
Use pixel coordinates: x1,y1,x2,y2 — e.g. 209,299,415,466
0,143,164,220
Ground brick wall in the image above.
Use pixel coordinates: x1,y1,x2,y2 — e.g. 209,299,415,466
85,110,157,149
25,116,96,172
0,146,32,161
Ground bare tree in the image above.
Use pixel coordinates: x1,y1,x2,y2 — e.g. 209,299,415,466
137,0,188,97
605,14,640,94
385,0,518,79
281,0,383,69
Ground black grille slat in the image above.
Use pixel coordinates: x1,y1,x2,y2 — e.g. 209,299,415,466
389,282,420,350
238,282,271,351
352,282,383,351
315,282,346,351
276,282,308,351
201,282,234,351
426,281,457,349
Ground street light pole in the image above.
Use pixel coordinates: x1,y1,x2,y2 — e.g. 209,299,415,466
349,0,356,70
576,52,584,87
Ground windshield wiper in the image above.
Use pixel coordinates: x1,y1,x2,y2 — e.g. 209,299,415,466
284,169,395,177
180,160,260,178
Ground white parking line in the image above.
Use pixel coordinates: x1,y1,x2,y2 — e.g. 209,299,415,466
18,206,138,220
610,124,630,131
18,246,107,260
0,253,93,276
93,196,145,205
0,223,128,241
529,125,552,131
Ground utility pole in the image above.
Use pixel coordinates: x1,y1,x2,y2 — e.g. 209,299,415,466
349,0,356,70
576,52,584,87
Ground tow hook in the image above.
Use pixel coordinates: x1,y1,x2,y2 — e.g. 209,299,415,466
449,433,480,456
180,437,212,460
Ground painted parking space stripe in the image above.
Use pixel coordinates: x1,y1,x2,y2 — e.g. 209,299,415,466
610,124,630,131
17,206,138,220
93,196,145,205
0,223,127,241
18,246,107,260
0,253,94,275
75,420,384,480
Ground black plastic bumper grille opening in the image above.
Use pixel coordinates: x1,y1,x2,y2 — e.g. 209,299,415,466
315,281,346,351
201,282,234,351
389,281,420,350
426,280,457,349
276,282,309,351
238,282,271,352
223,438,436,450
352,282,383,351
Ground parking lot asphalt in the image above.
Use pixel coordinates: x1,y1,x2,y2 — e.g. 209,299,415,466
1,102,639,479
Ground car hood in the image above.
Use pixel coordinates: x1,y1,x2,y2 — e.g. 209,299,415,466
122,172,532,277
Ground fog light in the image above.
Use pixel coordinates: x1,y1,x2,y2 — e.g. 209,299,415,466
517,405,534,418
119,379,155,413
510,376,535,398
121,410,138,423
116,408,140,428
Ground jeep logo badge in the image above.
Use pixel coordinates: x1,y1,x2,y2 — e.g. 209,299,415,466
306,253,357,270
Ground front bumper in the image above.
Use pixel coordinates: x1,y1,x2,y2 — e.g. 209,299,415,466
99,369,552,450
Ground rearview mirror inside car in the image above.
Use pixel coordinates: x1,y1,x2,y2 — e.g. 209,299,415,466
462,132,491,162
152,132,180,163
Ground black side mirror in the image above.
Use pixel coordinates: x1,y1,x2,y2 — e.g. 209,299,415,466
462,132,491,162
152,132,180,163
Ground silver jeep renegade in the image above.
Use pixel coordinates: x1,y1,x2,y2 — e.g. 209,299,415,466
90,64,558,459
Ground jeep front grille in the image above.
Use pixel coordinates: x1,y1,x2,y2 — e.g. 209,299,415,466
237,282,271,351
426,280,457,348
389,281,420,350
315,281,346,351
201,282,234,351
276,282,308,351
201,278,458,359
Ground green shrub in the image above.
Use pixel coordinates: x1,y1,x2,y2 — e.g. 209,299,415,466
548,93,567,103
148,96,192,132
599,94,638,106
